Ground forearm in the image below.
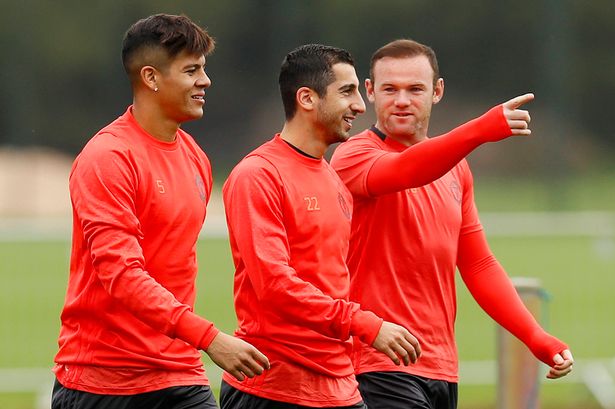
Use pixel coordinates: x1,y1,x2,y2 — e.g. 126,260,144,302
89,231,219,349
458,229,567,365
238,240,382,344
367,105,511,196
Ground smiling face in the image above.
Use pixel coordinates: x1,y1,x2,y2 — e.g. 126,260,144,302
366,55,443,145
315,62,366,145
155,50,212,124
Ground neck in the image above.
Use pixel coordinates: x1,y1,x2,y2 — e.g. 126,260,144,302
279,119,328,158
374,121,427,147
131,97,179,143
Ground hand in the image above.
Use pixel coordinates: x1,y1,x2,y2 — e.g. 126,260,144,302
205,332,270,381
371,321,421,366
546,349,574,379
502,93,534,136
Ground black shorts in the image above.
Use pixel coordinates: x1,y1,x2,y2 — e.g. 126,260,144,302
51,379,218,409
219,380,367,409
357,372,458,409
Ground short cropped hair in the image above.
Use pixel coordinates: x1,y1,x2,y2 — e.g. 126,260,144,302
370,39,439,86
279,44,354,120
121,14,215,84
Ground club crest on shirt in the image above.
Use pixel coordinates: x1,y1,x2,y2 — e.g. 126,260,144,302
449,180,462,203
195,174,206,201
337,192,351,220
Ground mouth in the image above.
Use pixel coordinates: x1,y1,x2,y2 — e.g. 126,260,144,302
191,94,205,103
393,112,412,118
343,115,356,127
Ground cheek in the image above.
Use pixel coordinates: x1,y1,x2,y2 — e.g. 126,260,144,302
376,98,393,111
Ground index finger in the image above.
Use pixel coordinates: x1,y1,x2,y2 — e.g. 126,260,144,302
504,93,535,110
253,349,271,370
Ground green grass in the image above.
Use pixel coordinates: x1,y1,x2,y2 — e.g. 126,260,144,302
1,233,613,408
474,172,615,211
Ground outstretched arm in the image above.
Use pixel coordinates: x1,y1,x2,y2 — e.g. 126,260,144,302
457,229,573,379
366,94,534,196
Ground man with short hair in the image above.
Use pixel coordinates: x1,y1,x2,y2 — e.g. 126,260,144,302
330,38,573,409
52,13,269,409
220,44,421,409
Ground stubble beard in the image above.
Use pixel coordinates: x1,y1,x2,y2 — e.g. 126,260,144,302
318,107,349,145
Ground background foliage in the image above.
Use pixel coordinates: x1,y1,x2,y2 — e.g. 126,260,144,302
1,0,614,190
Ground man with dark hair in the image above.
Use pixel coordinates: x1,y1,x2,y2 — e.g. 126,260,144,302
219,44,420,409
52,14,269,409
331,38,573,408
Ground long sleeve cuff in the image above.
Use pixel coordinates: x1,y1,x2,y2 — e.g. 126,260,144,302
527,328,569,366
467,104,512,143
175,310,220,350
350,309,383,346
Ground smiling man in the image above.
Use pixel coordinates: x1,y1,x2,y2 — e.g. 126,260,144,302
51,14,269,409
331,38,573,409
220,44,421,409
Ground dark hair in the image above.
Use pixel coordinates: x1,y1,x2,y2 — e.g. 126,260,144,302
370,39,439,86
121,14,215,83
279,44,354,120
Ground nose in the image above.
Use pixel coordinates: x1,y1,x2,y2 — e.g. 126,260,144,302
353,93,366,114
395,90,411,107
198,71,212,88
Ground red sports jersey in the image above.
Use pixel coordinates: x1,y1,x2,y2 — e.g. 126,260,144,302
331,129,481,382
331,127,567,382
53,107,219,394
222,135,383,406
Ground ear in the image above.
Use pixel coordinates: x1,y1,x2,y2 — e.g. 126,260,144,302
433,77,444,105
140,65,158,92
296,86,317,112
365,78,375,103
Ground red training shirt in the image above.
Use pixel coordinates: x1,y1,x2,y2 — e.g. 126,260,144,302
331,129,481,382
222,135,383,406
53,107,219,394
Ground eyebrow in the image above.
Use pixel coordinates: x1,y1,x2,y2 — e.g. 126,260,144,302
339,83,357,93
182,61,206,71
379,81,426,88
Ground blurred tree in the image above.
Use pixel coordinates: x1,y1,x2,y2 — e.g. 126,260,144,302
0,0,612,179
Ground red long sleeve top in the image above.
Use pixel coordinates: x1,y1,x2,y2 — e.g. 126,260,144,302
221,135,383,406
331,107,566,382
53,107,219,394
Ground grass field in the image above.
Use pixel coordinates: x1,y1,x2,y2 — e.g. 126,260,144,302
1,232,613,408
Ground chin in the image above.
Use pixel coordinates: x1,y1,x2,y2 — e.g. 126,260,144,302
338,136,350,144
184,111,204,122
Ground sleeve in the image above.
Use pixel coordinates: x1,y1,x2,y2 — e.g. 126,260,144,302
338,105,512,197
457,228,568,365
71,137,219,350
223,156,383,345
331,137,387,198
